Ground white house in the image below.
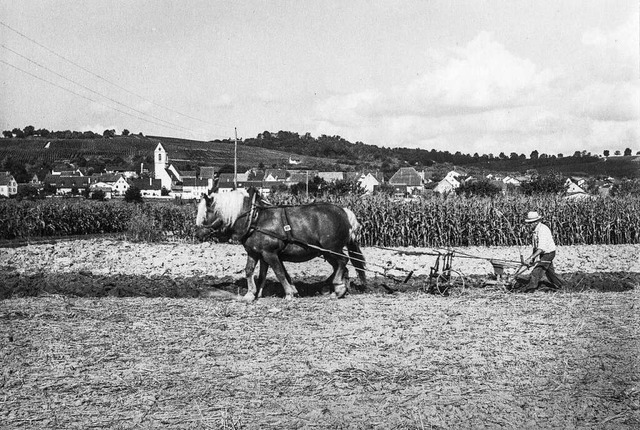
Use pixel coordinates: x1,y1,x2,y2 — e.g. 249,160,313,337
0,172,18,197
433,176,460,194
358,173,381,193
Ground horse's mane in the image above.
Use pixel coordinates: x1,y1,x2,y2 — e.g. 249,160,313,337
211,189,250,227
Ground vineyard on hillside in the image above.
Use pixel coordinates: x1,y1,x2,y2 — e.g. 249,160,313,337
0,135,335,169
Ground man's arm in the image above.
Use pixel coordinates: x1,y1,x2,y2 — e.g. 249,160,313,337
525,249,543,266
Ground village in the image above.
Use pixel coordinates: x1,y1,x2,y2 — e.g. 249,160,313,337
0,142,616,200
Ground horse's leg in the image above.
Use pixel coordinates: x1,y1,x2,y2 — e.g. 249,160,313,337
262,252,298,300
256,259,269,298
326,255,349,299
243,253,260,302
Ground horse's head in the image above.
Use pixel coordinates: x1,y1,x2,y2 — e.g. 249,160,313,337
195,189,250,241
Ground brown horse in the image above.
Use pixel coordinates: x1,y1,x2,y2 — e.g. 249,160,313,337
195,188,366,301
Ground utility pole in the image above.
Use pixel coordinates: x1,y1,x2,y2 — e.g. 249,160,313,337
234,127,238,189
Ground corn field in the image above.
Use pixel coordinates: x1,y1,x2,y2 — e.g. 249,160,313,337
1,195,639,246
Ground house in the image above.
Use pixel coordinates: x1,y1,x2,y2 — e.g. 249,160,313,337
318,172,344,183
263,169,288,182
91,174,130,196
432,170,463,195
53,176,93,195
433,176,460,195
286,170,318,185
359,173,381,193
565,179,588,198
288,155,302,165
105,165,138,179
200,166,217,180
0,172,18,197
389,167,424,193
89,182,114,199
180,178,211,200
129,178,163,197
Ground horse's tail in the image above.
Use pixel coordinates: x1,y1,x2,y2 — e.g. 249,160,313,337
343,208,366,284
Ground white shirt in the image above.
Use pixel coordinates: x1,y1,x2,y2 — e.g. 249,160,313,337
533,223,556,253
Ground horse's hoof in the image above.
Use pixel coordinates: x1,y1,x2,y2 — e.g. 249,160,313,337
329,292,338,300
285,294,295,301
243,293,256,302
334,284,347,299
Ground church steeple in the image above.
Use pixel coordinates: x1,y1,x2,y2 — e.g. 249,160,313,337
154,143,167,178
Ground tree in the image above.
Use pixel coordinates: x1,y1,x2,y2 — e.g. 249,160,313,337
603,150,610,157
103,129,115,138
456,180,502,198
11,128,24,138
124,185,144,203
614,150,621,155
91,189,106,201
23,125,35,137
530,150,539,160
2,130,12,138
16,185,40,200
520,174,566,195
122,129,130,136
624,148,632,156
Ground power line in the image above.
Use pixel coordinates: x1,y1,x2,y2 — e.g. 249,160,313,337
1,44,195,134
0,20,231,131
0,58,200,135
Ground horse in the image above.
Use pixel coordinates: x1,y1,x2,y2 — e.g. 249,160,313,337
195,188,367,301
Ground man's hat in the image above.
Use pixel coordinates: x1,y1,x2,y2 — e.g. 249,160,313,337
525,211,542,223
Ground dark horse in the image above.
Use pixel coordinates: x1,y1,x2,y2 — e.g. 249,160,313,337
195,188,367,301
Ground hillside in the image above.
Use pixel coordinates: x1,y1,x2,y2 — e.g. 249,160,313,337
0,135,339,172
1,131,638,179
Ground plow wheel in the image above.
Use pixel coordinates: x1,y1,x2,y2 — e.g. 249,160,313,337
435,270,466,296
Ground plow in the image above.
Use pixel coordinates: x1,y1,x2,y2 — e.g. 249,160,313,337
340,245,534,295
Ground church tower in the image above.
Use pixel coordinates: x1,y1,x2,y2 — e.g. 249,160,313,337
154,143,167,178
153,142,173,190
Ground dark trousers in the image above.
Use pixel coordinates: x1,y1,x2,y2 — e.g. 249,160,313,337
527,251,565,291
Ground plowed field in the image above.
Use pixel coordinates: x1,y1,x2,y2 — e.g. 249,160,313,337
1,240,639,429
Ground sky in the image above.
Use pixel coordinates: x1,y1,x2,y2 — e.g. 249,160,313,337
1,0,638,157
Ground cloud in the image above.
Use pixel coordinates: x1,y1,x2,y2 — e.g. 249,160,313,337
316,32,555,124
314,25,638,156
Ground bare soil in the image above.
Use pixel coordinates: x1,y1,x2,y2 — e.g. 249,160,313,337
0,239,639,429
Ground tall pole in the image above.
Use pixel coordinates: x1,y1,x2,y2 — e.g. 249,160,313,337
234,127,238,189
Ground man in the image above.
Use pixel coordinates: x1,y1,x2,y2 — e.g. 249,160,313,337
522,211,565,292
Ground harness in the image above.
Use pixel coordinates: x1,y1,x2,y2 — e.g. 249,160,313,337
234,195,297,246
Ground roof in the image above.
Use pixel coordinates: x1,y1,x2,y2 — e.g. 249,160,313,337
389,167,422,186
287,170,317,183
181,178,210,188
0,173,16,186
56,177,92,188
130,178,163,190
264,168,288,180
200,167,217,179
318,172,344,182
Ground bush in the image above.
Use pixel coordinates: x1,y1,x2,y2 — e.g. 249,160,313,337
456,180,502,198
124,186,144,203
